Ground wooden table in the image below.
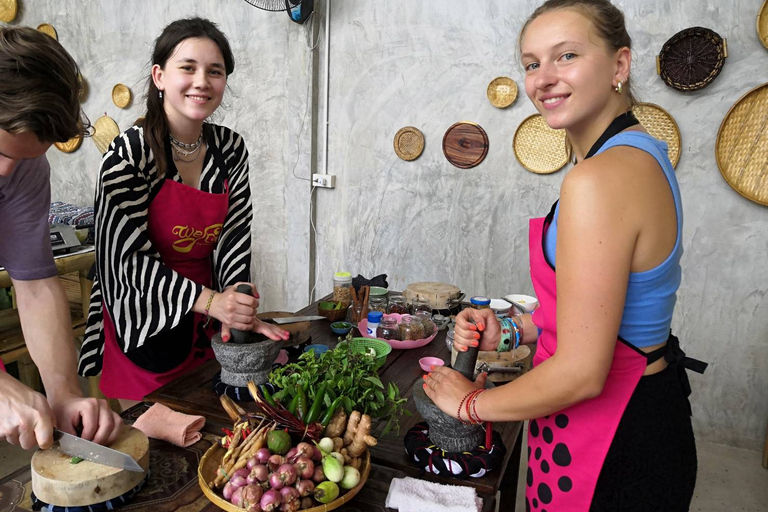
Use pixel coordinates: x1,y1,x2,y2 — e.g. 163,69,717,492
146,297,526,511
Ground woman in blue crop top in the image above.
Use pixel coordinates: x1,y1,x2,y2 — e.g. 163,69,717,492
425,1,706,510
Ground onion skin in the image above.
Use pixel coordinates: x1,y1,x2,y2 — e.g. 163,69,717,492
223,481,236,501
231,474,248,489
296,479,315,497
260,489,283,512
256,448,272,464
277,463,299,486
285,447,298,463
295,442,314,459
268,454,286,472
294,456,314,480
269,472,285,490
241,484,265,512
248,464,270,485
231,486,245,507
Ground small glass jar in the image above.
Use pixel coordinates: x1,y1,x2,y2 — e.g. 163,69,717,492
387,294,408,314
398,315,425,341
377,317,400,340
369,296,388,313
410,297,432,314
446,328,455,351
470,296,491,309
333,272,352,303
413,310,436,338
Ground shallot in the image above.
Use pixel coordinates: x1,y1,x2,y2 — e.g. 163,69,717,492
268,454,286,472
241,484,264,512
231,486,245,507
295,479,315,498
285,447,298,463
312,466,325,483
256,447,272,464
295,442,314,459
269,472,285,490
260,489,282,512
279,486,300,512
293,456,314,480
223,481,236,501
276,463,299,486
247,464,270,485
230,474,248,489
300,497,315,510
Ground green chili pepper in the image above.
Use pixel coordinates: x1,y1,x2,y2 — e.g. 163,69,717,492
260,385,277,407
287,392,300,415
296,384,308,421
70,456,84,464
320,396,344,427
305,383,327,424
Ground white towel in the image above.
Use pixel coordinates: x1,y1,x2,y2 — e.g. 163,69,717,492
385,476,483,512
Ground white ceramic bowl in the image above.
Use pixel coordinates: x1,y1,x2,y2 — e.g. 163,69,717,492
503,294,539,313
489,298,513,316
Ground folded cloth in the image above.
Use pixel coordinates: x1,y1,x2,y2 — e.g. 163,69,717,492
352,273,388,291
384,476,483,512
132,403,205,447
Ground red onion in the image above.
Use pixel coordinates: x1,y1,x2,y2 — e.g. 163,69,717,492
280,486,300,511
248,464,270,485
277,463,299,486
241,484,264,512
269,472,285,490
231,486,245,507
295,479,315,498
311,446,322,462
300,497,314,510
285,447,298,463
295,442,314,459
268,454,286,472
294,456,314,480
247,456,260,471
256,448,272,464
280,499,301,511
312,466,325,483
230,474,248,489
260,489,282,512
223,481,236,501
233,467,251,480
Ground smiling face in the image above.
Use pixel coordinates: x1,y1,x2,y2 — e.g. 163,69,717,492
520,8,630,134
151,37,227,129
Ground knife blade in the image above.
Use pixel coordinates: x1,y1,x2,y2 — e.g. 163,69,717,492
53,428,144,472
268,315,325,325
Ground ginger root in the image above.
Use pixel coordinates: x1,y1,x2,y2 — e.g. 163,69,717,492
343,411,377,457
332,437,344,453
324,408,347,438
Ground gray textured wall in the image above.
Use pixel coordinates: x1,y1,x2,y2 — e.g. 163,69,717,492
6,0,767,449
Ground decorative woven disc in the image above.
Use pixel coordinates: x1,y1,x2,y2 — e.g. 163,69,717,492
758,0,768,50
715,82,768,207
112,84,132,109
634,103,682,168
513,114,568,174
54,134,83,153
0,0,18,22
487,77,518,108
92,115,120,154
442,122,489,169
393,126,425,161
657,27,727,91
37,23,58,40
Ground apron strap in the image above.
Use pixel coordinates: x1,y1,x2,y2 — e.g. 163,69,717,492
643,331,708,414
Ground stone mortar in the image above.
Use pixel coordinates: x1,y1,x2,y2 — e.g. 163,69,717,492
211,333,282,387
412,383,488,453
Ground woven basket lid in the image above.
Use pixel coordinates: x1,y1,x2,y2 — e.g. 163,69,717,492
758,0,768,50
393,126,425,161
487,77,518,108
442,122,489,169
112,84,132,109
0,0,17,22
657,27,727,91
54,133,83,154
715,82,768,207
37,23,58,40
634,102,682,168
513,114,568,174
92,115,120,154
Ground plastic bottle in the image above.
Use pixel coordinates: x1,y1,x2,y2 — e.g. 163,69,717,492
366,311,384,337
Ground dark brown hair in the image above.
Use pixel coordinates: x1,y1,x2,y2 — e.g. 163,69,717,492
142,17,235,175
0,27,82,143
519,0,637,107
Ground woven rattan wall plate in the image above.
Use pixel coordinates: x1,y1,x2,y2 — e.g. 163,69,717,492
487,77,518,108
634,102,682,168
758,0,768,50
0,0,18,22
54,134,83,154
442,122,489,169
92,115,120,154
112,84,132,109
394,126,425,161
715,82,768,206
656,27,727,91
37,23,58,40
513,114,568,174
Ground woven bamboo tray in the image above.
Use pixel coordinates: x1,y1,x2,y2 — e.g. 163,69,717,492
393,126,425,161
656,27,727,91
634,102,682,168
759,0,768,50
487,77,518,108
0,0,17,22
513,114,568,174
54,134,83,154
715,82,768,206
92,114,120,154
198,443,371,512
37,23,58,40
112,84,132,109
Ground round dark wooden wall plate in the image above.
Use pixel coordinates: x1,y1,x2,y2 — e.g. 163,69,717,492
442,122,489,169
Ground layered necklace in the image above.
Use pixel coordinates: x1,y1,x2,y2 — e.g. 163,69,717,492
169,131,203,163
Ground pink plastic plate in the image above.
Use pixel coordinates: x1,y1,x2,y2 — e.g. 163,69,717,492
358,313,438,350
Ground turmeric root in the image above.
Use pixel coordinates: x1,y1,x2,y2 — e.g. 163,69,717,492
343,411,377,457
324,408,347,438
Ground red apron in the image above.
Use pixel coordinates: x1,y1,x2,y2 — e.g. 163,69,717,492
526,211,648,511
100,170,229,400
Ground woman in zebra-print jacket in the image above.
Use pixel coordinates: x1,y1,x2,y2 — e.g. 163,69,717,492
78,18,289,406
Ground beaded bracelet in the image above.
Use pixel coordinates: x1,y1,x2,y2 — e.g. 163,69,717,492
457,390,476,425
203,290,216,327
469,390,485,424
465,390,484,425
497,318,513,352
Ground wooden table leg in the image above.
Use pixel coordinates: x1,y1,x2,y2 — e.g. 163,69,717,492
498,425,524,511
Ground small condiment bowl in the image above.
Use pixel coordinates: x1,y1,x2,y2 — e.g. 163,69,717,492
330,321,353,335
503,294,539,313
303,344,329,356
419,356,445,372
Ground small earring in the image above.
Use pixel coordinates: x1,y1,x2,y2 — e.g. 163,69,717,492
159,90,163,99
615,81,623,95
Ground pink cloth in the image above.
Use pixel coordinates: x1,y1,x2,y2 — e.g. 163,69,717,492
133,403,206,447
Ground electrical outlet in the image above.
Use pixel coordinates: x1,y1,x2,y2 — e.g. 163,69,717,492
312,173,336,188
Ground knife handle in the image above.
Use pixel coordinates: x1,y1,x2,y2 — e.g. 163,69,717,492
229,284,253,344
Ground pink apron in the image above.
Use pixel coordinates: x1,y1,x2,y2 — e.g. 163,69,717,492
100,165,229,401
525,211,648,511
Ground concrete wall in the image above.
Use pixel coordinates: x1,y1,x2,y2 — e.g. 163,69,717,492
6,0,767,449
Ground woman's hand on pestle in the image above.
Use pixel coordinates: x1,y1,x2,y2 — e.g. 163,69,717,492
422,366,488,419
454,308,501,352
209,283,259,340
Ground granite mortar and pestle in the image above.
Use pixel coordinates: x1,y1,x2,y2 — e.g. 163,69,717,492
211,284,283,387
412,342,491,452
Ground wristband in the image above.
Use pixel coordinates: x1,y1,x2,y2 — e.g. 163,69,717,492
511,317,523,349
203,290,216,326
497,318,513,352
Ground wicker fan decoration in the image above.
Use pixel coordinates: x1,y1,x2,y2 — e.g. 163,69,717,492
656,27,727,92
242,0,302,11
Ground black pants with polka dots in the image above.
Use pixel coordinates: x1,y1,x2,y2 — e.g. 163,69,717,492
590,362,697,512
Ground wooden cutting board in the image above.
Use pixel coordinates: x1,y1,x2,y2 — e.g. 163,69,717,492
404,282,462,310
31,425,149,507
442,122,489,169
256,311,311,346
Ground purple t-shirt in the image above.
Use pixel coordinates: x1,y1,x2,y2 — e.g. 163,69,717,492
0,155,57,281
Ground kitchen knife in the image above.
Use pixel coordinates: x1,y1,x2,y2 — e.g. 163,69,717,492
268,315,325,325
53,428,144,472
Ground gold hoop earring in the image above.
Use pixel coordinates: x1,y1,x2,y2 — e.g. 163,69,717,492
615,81,623,95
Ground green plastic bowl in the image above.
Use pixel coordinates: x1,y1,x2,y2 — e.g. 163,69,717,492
337,337,392,369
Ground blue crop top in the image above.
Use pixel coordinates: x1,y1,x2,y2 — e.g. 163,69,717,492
543,131,683,348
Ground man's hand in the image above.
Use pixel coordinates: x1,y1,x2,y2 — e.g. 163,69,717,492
48,393,122,446
0,372,55,449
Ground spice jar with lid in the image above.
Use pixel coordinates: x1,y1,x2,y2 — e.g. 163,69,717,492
470,296,491,309
387,294,407,314
377,317,400,340
369,296,388,313
333,272,352,303
410,297,432,314
413,310,436,338
398,315,425,341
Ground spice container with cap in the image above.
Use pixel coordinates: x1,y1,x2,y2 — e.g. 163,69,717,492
470,296,491,309
399,315,425,341
377,317,400,340
366,311,384,337
410,297,432,314
369,296,388,313
333,271,352,303
414,310,436,338
387,294,407,314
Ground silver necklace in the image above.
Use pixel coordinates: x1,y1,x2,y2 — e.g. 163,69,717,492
169,131,203,163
